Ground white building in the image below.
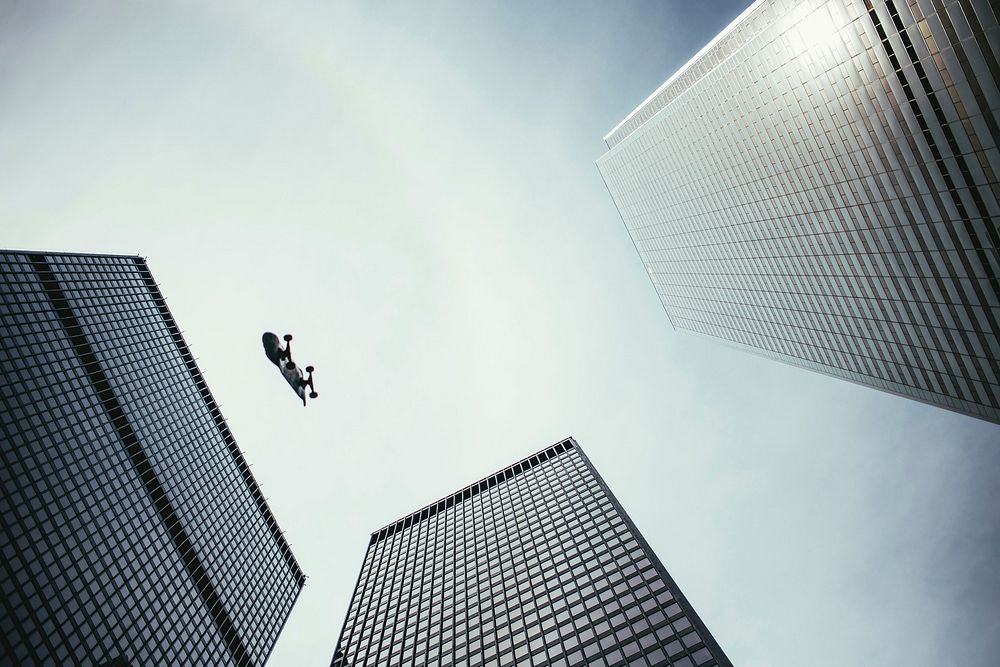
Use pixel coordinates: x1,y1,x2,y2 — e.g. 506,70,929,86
598,0,1000,423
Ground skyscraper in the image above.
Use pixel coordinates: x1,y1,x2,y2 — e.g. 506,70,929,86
331,438,731,667
0,250,304,665
597,0,1000,423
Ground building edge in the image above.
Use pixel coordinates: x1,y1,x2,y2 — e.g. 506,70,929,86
136,255,306,587
573,441,734,667
603,0,768,148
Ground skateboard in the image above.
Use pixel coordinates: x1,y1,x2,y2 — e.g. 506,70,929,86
262,332,317,406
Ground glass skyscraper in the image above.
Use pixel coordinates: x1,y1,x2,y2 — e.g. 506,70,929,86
598,0,1000,423
330,438,730,667
0,250,304,665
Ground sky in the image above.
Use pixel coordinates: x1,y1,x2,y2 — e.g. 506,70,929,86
2,1,999,665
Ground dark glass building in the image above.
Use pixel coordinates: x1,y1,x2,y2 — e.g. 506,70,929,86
0,250,304,665
598,0,1000,423
331,438,730,667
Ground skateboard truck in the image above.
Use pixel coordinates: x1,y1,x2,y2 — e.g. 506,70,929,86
283,334,296,369
301,366,318,404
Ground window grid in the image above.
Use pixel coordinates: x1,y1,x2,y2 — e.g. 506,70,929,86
0,250,304,665
332,439,730,667
598,0,1000,423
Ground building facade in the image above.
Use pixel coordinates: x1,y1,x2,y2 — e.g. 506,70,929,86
0,250,304,665
597,0,1000,423
331,438,730,667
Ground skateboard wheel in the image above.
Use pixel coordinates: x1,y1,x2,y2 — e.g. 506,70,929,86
309,392,318,399
283,334,293,342
286,362,296,370
306,366,314,373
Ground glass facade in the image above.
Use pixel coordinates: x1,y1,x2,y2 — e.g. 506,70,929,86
331,439,731,667
598,0,1000,423
0,250,304,666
